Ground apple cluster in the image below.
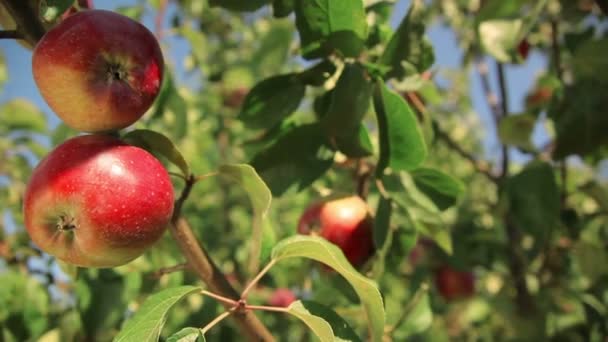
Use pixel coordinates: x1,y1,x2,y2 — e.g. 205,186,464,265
23,10,173,268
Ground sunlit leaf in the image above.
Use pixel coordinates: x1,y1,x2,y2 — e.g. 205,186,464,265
123,129,190,177
286,300,362,342
271,236,385,341
115,286,201,342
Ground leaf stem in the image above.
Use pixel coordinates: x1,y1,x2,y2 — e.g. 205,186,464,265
387,283,428,335
201,290,239,307
241,259,277,299
246,305,289,313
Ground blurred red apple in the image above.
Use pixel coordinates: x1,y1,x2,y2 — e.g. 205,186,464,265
517,39,531,60
434,265,475,301
223,86,249,109
32,10,164,132
23,134,174,268
268,288,297,308
298,196,374,267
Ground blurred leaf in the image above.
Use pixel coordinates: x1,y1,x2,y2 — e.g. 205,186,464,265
239,74,306,130
410,167,465,211
273,0,295,17
475,0,528,22
394,286,432,337
294,0,367,59
478,19,523,63
286,300,362,342
180,27,208,65
0,99,46,133
550,79,608,158
40,0,74,22
51,123,79,146
251,123,334,196
0,52,7,89
218,164,272,270
379,0,434,79
373,81,427,175
271,235,385,342
506,161,559,239
252,21,293,77
572,38,608,82
579,181,608,211
115,286,201,342
209,0,272,11
115,5,145,20
322,63,373,141
123,129,190,177
166,327,205,342
151,71,188,139
373,196,392,249
498,113,536,151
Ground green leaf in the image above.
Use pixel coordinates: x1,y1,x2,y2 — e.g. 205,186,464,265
475,0,529,22
271,236,385,342
580,181,608,211
294,0,367,59
410,167,465,211
334,124,374,158
373,196,392,249
286,300,363,342
299,60,338,86
251,123,334,196
115,286,201,342
379,1,434,79
506,161,559,239
373,81,427,175
550,79,608,158
209,0,272,11
123,129,190,177
251,22,294,77
40,0,74,22
166,327,205,342
322,63,373,140
273,0,295,17
239,74,306,129
218,164,272,270
0,99,46,133
498,114,536,151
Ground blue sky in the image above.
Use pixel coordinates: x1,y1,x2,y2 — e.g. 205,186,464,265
0,0,549,164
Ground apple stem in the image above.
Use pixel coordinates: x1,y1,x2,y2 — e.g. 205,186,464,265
241,259,277,300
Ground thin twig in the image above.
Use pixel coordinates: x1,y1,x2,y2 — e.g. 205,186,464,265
0,1,46,46
476,58,502,121
386,283,429,335
241,259,277,299
201,310,234,335
155,0,168,40
496,62,509,179
550,20,568,207
149,263,189,278
434,125,498,183
0,30,22,39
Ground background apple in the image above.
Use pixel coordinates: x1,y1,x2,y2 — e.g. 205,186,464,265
23,134,174,268
434,265,475,301
32,9,164,132
298,196,374,267
268,288,297,308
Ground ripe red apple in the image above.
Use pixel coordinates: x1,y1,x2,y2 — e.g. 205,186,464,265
32,10,164,132
434,265,475,301
298,196,374,267
517,39,531,60
268,288,297,308
23,134,174,268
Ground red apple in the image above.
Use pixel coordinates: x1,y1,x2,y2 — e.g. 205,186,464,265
23,134,174,268
298,196,374,267
517,39,531,60
223,86,249,109
268,288,297,308
434,265,475,301
32,10,164,132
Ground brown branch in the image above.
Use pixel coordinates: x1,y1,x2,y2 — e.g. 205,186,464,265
149,263,189,279
550,20,568,208
170,176,275,341
476,58,501,122
595,0,608,14
496,62,509,179
0,1,46,46
155,0,168,40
